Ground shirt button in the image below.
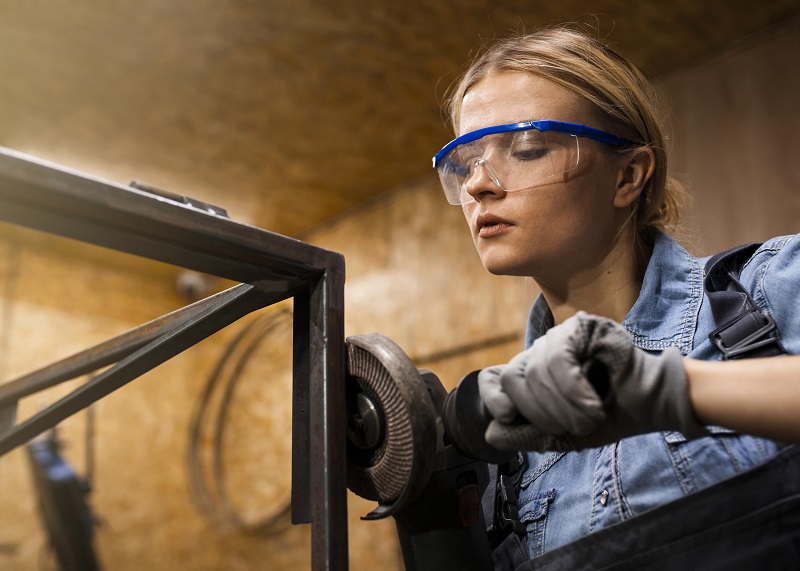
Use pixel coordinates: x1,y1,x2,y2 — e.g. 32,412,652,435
600,490,609,506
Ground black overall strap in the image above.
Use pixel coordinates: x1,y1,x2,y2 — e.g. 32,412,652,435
703,243,787,359
486,453,529,571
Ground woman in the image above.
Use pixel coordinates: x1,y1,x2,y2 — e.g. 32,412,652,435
432,26,799,562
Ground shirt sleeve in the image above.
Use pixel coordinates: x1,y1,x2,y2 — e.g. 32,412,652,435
744,235,800,355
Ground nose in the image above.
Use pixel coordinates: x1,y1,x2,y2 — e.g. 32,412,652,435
464,159,506,203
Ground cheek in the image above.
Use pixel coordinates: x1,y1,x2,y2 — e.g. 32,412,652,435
517,185,590,231
514,182,616,259
545,164,619,223
461,203,477,231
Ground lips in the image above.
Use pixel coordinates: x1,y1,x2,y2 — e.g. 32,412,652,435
476,213,513,238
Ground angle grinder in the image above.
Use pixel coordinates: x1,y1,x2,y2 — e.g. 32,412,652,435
344,333,513,571
344,333,611,570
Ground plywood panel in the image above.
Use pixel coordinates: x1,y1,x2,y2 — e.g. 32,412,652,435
661,21,800,254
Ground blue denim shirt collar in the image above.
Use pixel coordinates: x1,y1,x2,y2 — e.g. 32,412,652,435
622,231,704,354
525,231,704,355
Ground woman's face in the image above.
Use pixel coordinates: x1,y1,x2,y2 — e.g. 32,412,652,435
458,71,628,282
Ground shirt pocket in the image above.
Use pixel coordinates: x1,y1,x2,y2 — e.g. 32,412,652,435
518,488,556,559
663,428,781,493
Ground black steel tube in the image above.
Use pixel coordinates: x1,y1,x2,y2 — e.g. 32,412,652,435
292,284,312,525
0,148,341,284
0,286,247,408
309,265,348,570
0,285,281,457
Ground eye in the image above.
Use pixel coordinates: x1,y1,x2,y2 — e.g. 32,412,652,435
510,130,550,161
449,142,485,176
457,142,483,164
449,160,470,178
512,148,549,161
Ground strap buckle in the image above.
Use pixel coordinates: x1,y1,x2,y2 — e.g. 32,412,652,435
709,307,781,359
488,452,526,548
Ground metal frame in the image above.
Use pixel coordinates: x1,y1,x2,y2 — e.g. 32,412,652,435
0,147,348,570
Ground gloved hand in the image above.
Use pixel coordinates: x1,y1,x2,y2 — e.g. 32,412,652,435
478,312,708,452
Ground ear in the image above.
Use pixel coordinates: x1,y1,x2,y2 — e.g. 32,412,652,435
613,147,655,208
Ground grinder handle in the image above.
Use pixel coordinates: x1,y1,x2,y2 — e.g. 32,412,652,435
502,358,612,426
443,358,611,462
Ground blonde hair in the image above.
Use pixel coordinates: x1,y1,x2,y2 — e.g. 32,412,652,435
444,26,687,242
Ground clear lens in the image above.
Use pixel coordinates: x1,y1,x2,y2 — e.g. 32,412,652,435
436,130,580,205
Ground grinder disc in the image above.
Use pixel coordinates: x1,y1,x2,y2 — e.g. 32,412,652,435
345,333,438,519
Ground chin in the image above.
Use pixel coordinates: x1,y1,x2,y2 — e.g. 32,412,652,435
479,256,531,277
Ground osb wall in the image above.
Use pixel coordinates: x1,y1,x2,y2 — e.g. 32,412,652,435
661,21,800,253
1,21,798,571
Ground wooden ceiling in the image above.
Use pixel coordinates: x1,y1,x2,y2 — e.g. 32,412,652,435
1,1,798,237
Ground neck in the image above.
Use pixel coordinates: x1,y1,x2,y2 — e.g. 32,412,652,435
536,231,651,326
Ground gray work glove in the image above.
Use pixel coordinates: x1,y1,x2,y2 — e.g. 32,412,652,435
478,312,707,452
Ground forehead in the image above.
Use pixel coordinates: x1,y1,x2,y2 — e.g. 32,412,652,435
458,71,595,136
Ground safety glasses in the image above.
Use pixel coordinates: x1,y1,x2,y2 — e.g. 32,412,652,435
432,120,634,205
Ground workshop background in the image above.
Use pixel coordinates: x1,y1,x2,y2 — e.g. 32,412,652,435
1,1,799,570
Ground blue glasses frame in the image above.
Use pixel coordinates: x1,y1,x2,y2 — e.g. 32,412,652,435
432,120,634,168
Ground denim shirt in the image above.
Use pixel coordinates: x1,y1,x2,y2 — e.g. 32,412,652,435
518,232,799,559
